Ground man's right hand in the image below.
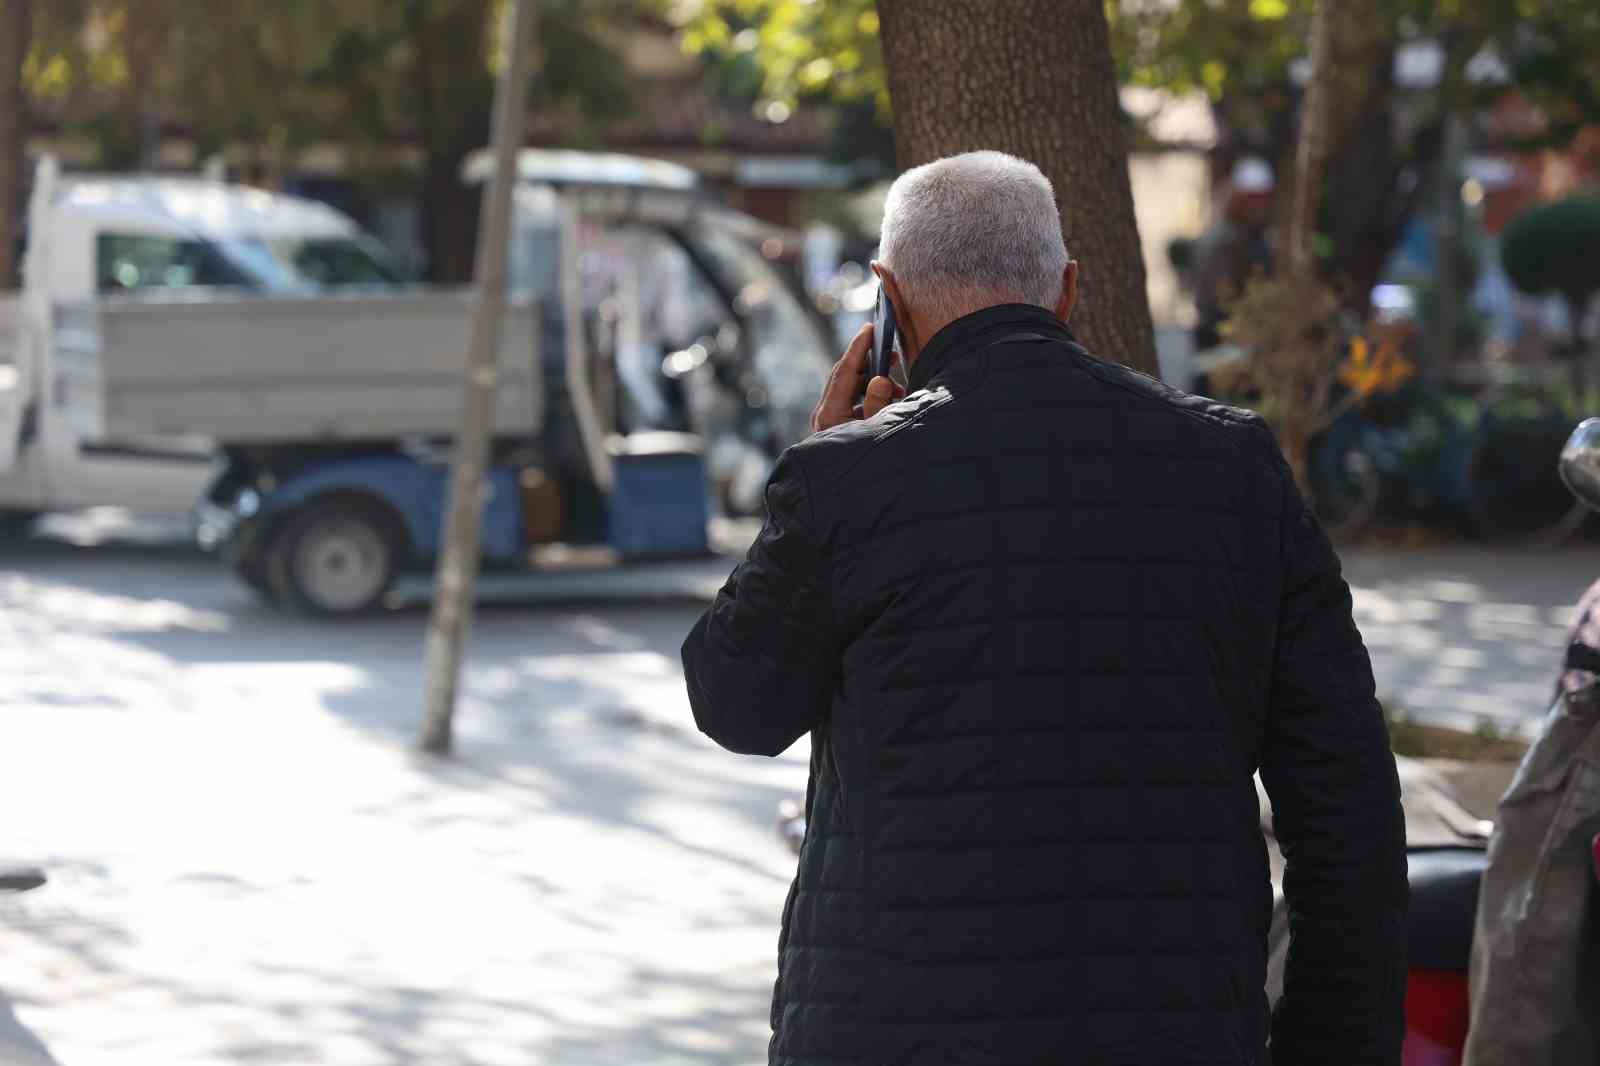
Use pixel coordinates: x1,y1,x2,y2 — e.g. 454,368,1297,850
811,323,903,434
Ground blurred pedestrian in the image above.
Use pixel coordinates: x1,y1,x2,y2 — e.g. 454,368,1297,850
1191,157,1277,352
682,150,1406,1066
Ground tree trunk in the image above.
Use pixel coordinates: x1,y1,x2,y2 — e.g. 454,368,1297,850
1321,53,1401,302
875,0,1157,378
1260,0,1342,497
408,0,492,284
422,152,481,283
1289,0,1392,284
0,0,32,291
1287,0,1335,281
1568,295,1589,402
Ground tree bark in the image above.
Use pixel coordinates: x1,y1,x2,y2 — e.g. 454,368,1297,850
1289,0,1392,284
1287,0,1335,281
407,0,493,284
1252,0,1352,497
423,152,481,283
0,0,32,291
875,0,1157,378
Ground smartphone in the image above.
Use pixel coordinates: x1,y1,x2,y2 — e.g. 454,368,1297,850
871,285,900,383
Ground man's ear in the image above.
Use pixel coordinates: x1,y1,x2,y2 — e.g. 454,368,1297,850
871,261,921,363
1055,260,1081,325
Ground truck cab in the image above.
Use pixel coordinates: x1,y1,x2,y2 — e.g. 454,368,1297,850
0,158,400,531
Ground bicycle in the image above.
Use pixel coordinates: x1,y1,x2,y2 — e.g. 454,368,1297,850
1308,355,1588,542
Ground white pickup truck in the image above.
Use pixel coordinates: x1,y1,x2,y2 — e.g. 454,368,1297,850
0,158,404,533
33,149,837,614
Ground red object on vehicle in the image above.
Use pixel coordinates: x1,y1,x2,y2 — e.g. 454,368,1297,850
1402,970,1471,1066
1592,833,1600,885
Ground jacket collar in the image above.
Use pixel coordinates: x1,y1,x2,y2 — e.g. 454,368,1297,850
906,303,1078,392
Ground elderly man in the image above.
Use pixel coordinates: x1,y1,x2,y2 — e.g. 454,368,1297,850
682,151,1406,1066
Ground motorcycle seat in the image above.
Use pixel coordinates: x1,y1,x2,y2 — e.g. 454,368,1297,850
1407,846,1487,972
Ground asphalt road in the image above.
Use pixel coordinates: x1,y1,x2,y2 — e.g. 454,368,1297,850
0,517,1594,1064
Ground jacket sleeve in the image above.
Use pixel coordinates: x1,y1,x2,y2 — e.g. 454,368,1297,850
681,450,836,757
1260,455,1409,1065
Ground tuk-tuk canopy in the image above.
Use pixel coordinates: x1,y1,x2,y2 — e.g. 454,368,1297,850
461,149,699,192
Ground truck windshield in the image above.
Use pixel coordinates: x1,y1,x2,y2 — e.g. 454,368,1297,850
96,233,401,293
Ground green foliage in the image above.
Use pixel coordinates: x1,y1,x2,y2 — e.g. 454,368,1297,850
672,0,1599,150
1501,196,1600,306
1492,0,1600,146
1107,0,1314,102
1384,701,1528,762
24,0,636,164
1384,705,1430,758
28,1,394,153
669,0,886,115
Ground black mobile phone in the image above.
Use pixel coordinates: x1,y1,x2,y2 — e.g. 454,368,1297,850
871,285,900,383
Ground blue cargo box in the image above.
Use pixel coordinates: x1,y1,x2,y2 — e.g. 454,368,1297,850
607,435,710,558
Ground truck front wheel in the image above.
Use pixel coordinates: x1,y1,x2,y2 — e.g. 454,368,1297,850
264,498,403,618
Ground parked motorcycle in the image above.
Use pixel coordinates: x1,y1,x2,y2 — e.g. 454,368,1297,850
1461,416,1600,1065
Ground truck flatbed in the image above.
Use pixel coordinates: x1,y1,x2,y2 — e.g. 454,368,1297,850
52,289,544,444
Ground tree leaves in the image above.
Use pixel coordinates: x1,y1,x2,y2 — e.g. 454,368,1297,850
24,0,638,165
1501,196,1600,306
677,0,1599,151
670,0,887,117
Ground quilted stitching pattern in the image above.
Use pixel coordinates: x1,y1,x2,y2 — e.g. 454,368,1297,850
683,306,1407,1066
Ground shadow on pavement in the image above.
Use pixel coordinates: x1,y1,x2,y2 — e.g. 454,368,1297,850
0,533,797,1065
0,986,58,1065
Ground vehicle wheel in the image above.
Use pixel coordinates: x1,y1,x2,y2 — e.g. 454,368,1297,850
264,499,402,618
0,509,40,538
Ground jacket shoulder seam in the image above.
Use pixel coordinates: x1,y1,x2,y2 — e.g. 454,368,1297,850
1070,350,1269,454
807,388,959,503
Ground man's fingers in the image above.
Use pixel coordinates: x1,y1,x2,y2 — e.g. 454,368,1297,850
812,322,874,433
840,319,874,374
862,375,901,419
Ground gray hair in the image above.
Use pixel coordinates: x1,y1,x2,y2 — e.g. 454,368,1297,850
878,151,1070,323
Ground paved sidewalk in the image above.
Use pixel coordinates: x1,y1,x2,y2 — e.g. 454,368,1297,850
0,525,1591,1064
1339,543,1600,737
0,542,794,1066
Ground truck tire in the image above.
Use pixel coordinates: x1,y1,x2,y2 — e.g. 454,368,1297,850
264,498,404,618
233,549,279,605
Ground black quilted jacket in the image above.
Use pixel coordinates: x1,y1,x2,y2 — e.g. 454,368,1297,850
682,304,1408,1066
